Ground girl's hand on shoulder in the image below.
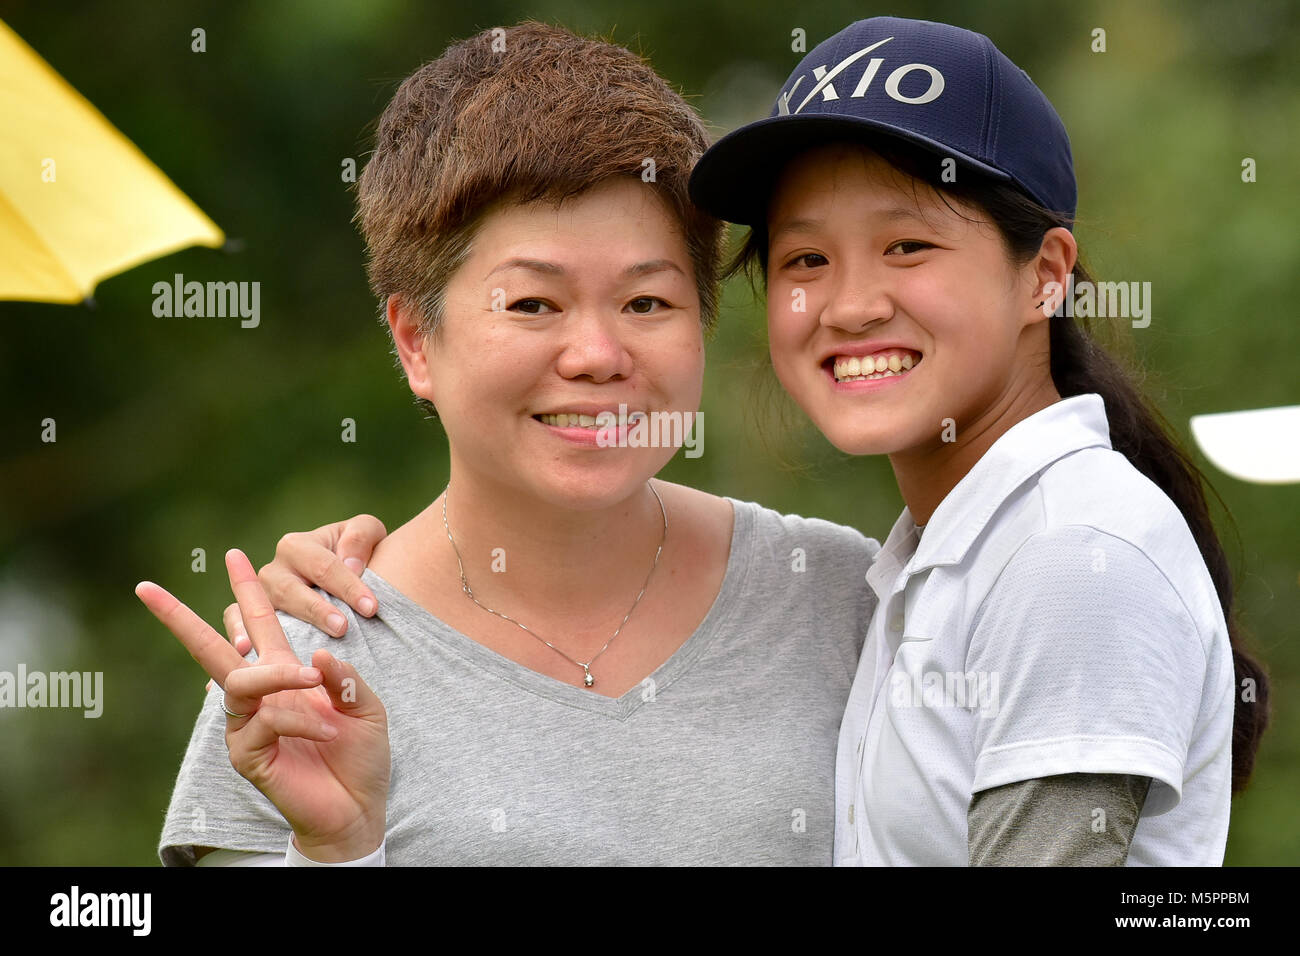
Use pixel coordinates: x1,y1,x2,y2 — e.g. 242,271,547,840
220,514,388,659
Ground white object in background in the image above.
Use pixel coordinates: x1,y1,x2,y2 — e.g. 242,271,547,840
1189,406,1300,485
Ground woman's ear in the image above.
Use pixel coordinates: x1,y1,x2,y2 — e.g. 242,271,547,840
387,295,436,404
1027,226,1078,324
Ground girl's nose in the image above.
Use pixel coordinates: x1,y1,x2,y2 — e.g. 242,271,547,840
819,264,894,334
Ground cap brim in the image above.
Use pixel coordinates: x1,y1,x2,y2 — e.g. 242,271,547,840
689,113,1014,227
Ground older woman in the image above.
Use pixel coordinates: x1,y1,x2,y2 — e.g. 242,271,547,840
138,21,874,866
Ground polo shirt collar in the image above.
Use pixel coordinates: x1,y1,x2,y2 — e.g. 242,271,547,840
865,507,922,603
903,393,1112,574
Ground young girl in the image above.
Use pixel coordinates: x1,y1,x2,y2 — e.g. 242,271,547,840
685,15,1269,864
237,17,1270,865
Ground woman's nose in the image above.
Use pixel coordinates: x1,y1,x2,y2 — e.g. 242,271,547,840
554,310,634,383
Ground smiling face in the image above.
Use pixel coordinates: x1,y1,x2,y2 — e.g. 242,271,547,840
392,177,704,510
764,143,1059,460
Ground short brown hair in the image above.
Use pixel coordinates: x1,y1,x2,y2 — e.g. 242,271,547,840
356,21,724,337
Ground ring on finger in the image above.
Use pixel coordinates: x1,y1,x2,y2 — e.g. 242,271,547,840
221,693,249,720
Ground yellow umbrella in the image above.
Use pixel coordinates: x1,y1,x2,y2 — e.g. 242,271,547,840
0,17,223,304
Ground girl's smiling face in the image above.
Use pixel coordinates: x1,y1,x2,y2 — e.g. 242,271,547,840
765,143,1062,460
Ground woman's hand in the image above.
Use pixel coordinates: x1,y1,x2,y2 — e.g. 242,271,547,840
221,514,388,658
138,549,391,862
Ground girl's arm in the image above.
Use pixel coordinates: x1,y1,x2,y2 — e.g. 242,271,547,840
964,525,1220,864
968,773,1151,866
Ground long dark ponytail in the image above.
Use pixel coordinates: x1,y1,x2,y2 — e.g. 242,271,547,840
731,134,1271,793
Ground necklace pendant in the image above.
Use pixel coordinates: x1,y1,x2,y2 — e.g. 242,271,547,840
445,482,666,698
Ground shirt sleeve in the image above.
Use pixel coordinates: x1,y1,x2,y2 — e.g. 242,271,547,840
965,526,1206,816
968,773,1151,865
194,836,387,867
157,678,296,866
285,835,386,866
195,849,287,867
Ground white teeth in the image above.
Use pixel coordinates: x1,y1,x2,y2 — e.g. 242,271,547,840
832,351,921,382
838,370,899,382
539,412,644,428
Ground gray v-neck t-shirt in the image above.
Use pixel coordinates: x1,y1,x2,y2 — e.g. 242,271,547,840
158,498,877,866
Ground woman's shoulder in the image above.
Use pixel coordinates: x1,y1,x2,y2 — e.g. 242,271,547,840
265,591,371,665
654,481,879,589
686,491,876,666
722,493,881,569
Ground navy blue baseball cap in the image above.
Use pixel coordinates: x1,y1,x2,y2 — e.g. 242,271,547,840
689,17,1076,228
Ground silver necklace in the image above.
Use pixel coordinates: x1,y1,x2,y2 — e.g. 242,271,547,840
441,482,668,689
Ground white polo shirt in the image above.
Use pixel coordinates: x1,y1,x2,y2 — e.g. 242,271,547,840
834,394,1235,866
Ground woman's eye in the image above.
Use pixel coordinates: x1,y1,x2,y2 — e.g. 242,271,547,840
627,297,668,314
886,240,931,256
509,298,555,315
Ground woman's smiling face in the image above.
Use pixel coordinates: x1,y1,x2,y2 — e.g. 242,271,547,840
394,177,705,510
764,143,1055,458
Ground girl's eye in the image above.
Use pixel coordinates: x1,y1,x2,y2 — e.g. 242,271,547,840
627,296,669,315
784,253,828,269
509,298,556,315
886,240,931,256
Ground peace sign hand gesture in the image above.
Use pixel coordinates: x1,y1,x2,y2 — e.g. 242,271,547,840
137,549,390,862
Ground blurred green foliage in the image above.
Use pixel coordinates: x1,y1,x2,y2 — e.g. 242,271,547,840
0,0,1295,865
